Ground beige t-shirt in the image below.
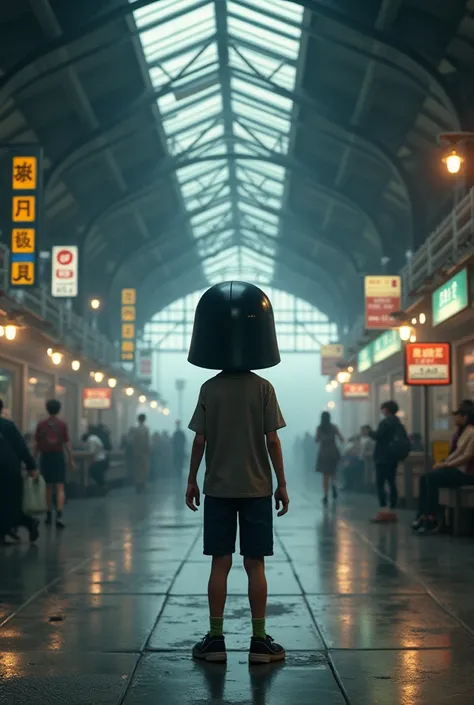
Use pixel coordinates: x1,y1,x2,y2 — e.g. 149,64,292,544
129,424,150,456
189,372,286,498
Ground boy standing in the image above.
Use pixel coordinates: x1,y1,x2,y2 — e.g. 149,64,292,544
185,281,289,664
35,399,74,529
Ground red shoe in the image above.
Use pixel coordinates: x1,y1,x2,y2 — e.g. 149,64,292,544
370,510,397,523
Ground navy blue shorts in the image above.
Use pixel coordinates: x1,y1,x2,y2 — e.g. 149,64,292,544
40,452,66,485
203,495,273,557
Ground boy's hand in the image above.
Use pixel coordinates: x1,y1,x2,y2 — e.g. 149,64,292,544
274,486,289,516
186,482,201,511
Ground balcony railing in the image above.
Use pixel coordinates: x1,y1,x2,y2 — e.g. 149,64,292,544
344,188,474,355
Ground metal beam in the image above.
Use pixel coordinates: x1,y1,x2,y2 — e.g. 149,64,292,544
82,149,387,255
214,1,240,247
288,0,461,128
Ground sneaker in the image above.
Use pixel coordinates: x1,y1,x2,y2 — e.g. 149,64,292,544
45,514,52,526
55,520,66,530
29,519,39,544
411,517,424,531
192,633,227,663
417,519,439,535
249,635,285,664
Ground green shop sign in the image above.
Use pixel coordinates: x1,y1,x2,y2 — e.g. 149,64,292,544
357,330,402,373
372,329,401,364
358,344,372,372
432,268,469,327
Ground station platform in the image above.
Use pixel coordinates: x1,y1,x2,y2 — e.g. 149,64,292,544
1,476,474,704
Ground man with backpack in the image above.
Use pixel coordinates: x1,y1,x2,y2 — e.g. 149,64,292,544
368,400,411,523
35,399,74,529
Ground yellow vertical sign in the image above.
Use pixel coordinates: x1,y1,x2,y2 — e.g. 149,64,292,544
121,289,136,361
10,150,42,287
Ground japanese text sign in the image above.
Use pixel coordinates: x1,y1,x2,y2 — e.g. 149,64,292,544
121,289,136,362
342,383,370,400
82,387,112,410
364,275,401,329
137,350,152,384
404,343,451,386
320,344,344,377
10,148,43,288
432,268,469,327
51,246,78,297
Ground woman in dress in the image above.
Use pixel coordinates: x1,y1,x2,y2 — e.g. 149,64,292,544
316,411,344,505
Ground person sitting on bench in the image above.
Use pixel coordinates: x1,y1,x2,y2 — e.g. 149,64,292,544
413,400,474,535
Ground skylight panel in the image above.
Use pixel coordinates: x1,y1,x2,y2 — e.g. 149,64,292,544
132,0,303,285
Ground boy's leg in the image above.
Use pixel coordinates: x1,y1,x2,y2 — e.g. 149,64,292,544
208,555,232,635
192,496,237,662
240,497,285,663
243,556,267,636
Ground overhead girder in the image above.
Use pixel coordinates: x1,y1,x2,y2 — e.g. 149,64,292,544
44,65,415,231
228,2,452,118
288,0,461,128
117,236,352,332
0,0,461,136
82,150,388,255
105,202,362,299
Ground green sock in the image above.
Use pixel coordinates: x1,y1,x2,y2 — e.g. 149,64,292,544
252,618,266,639
209,617,224,637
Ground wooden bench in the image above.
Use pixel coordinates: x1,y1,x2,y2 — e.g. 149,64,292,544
67,451,126,497
439,486,474,536
397,452,429,510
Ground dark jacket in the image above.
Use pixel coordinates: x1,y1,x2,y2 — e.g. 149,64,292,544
0,417,36,473
369,415,401,464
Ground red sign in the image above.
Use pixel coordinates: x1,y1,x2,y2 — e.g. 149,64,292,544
57,249,73,265
342,383,370,400
364,276,401,329
82,387,112,410
404,343,451,386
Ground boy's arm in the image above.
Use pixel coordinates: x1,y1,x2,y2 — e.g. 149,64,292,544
266,431,289,516
186,433,205,511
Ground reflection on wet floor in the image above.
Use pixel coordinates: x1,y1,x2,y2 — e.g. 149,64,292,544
1,476,474,703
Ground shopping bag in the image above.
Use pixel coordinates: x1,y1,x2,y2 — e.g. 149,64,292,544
23,475,48,515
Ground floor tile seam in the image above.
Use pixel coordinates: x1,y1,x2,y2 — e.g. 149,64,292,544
117,527,203,705
339,517,474,642
275,533,352,705
0,500,165,631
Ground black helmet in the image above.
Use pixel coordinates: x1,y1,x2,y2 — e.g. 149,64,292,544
188,281,280,371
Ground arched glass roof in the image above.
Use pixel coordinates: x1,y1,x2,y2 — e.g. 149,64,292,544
131,0,304,284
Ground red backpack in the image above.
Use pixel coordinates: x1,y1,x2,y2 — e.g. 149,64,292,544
40,420,63,451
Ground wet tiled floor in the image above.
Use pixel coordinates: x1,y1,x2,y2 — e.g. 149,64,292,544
2,474,474,703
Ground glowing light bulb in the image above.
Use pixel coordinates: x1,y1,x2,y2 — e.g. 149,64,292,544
5,325,17,341
411,317,417,325
150,401,158,409
29,377,38,385
325,384,332,393
90,298,101,310
328,401,336,409
94,371,104,383
47,347,53,356
419,313,426,324
71,360,81,371
108,377,117,389
330,380,338,389
336,370,351,384
51,352,62,365
139,395,146,404
399,325,412,342
445,151,463,175
162,407,170,416
125,387,134,396
410,334,417,343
